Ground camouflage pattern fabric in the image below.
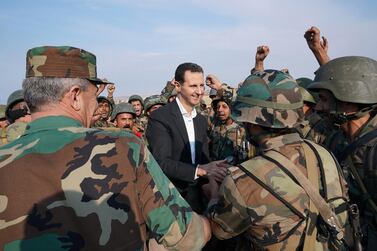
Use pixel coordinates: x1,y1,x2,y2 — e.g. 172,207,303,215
207,133,350,250
232,70,304,129
342,115,377,209
0,116,207,251
135,115,148,134
208,121,255,163
144,95,167,115
6,121,28,143
26,46,105,84
92,118,115,128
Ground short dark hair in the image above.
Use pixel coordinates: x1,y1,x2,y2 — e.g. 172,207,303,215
174,63,203,85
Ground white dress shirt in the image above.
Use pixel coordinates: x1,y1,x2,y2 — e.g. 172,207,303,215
176,97,197,165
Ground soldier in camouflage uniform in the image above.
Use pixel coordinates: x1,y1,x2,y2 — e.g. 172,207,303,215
308,56,377,250
92,82,116,128
0,46,210,251
0,105,9,145
206,70,351,250
208,94,254,164
3,89,31,144
110,102,143,139
128,94,148,134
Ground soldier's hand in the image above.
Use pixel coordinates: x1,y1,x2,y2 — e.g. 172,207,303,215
304,26,330,65
255,45,269,62
206,74,222,91
107,84,115,96
198,160,229,183
304,26,325,51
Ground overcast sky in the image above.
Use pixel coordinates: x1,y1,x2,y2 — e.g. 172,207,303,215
1,0,377,103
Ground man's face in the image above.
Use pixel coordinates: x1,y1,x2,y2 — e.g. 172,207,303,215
131,100,143,117
115,113,134,129
216,101,231,122
315,89,335,115
96,100,110,119
177,71,205,108
81,84,98,127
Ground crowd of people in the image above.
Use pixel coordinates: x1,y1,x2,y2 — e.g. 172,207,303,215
1,26,377,251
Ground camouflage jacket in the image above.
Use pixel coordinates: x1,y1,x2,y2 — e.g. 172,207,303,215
207,133,349,250
341,114,377,215
5,121,28,143
208,120,254,163
135,115,148,134
0,116,207,251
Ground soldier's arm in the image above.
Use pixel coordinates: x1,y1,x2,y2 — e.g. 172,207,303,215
304,26,330,66
206,174,252,239
136,144,210,250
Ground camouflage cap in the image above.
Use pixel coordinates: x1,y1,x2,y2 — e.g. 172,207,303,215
232,70,304,128
296,78,317,104
111,102,136,121
128,95,144,106
26,46,106,84
144,95,167,113
0,104,6,119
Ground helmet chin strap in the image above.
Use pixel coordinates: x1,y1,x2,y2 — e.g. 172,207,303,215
332,105,377,126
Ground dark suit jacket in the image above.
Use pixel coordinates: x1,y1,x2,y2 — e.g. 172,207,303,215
146,99,210,212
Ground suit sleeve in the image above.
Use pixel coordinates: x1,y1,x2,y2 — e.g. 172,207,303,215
136,144,206,250
146,113,196,182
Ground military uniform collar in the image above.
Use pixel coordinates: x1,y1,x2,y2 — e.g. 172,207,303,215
260,132,303,151
24,116,82,135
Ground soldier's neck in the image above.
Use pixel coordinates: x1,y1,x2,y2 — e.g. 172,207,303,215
342,114,370,141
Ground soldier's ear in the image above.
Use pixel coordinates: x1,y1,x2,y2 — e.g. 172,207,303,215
68,85,82,111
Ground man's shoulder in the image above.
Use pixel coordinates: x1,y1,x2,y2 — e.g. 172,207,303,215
149,101,176,120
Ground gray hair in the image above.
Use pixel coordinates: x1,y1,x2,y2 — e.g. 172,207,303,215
22,77,89,112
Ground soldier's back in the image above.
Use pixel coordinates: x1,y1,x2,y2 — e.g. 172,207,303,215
0,116,201,250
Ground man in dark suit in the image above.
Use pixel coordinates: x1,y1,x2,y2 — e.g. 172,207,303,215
146,63,227,213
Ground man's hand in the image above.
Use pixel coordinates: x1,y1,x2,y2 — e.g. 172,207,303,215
254,45,269,72
197,160,229,183
206,74,222,91
256,45,269,62
107,84,115,97
304,26,330,65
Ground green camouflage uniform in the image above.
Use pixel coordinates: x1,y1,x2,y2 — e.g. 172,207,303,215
0,116,206,251
0,46,207,251
92,96,115,128
209,121,253,163
0,105,8,145
207,70,350,250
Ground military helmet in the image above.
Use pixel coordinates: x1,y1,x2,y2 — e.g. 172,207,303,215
6,89,25,119
144,95,167,113
0,104,6,120
128,95,144,107
111,102,136,121
308,56,377,104
296,78,316,104
232,70,304,128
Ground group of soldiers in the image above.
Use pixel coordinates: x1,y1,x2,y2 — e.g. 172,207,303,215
1,25,377,251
